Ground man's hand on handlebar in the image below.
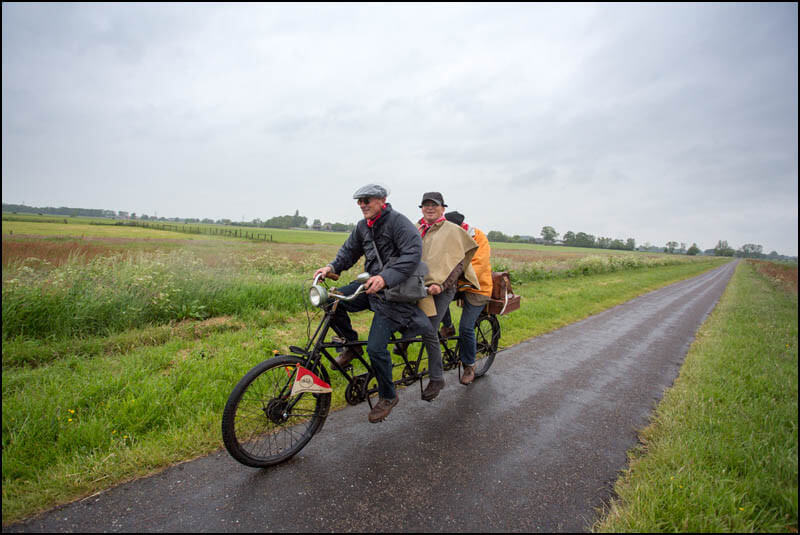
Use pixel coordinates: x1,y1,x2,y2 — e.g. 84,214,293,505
364,275,386,294
313,265,339,281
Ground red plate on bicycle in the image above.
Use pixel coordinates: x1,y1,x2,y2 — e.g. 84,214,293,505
291,366,333,395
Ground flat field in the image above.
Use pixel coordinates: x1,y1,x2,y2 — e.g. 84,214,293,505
2,217,729,524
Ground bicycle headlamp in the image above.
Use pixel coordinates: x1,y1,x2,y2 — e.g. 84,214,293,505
309,285,328,307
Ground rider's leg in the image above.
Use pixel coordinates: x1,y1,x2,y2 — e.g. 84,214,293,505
330,281,368,366
441,307,453,329
421,287,457,400
329,281,368,341
457,298,485,367
365,311,397,400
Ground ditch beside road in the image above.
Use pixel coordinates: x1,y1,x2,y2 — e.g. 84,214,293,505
6,261,738,533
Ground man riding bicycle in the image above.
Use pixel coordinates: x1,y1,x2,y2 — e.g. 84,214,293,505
313,184,435,423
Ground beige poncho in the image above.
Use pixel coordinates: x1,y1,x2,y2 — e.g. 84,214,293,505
417,219,479,317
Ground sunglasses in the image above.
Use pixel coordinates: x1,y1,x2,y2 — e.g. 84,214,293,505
419,201,440,208
356,197,374,205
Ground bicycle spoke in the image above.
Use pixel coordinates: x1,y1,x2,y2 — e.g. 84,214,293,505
222,355,332,467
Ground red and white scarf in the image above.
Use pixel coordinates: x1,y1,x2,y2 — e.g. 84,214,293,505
418,216,446,237
367,204,388,228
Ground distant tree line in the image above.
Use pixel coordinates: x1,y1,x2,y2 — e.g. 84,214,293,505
232,210,354,232
2,203,116,218
487,226,636,251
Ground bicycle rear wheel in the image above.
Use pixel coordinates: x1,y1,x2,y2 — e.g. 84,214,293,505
473,313,500,377
222,355,331,468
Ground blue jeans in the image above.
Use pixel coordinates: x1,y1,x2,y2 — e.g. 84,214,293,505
329,281,398,399
365,313,397,399
443,298,485,366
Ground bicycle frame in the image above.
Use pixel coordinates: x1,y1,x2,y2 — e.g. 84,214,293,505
293,275,499,406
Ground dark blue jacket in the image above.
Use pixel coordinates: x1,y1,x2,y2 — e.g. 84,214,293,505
330,203,422,287
329,203,428,332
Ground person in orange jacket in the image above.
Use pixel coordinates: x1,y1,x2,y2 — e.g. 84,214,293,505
439,210,493,385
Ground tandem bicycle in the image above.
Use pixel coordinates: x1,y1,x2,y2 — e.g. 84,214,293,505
221,271,501,468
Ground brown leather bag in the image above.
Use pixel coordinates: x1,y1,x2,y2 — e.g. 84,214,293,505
486,271,521,315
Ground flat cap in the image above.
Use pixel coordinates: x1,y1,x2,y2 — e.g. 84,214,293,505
353,183,389,199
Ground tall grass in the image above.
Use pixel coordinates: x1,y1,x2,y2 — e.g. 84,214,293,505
2,250,308,341
594,261,798,532
494,253,708,282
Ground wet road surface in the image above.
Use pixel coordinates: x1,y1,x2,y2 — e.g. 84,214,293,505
6,261,737,532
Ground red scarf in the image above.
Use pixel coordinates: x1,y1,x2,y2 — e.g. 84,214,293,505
461,223,469,231
367,204,388,228
418,216,446,237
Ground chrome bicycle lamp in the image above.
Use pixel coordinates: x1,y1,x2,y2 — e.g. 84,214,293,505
309,284,328,307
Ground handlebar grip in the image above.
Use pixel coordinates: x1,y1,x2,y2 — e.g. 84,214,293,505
326,272,340,280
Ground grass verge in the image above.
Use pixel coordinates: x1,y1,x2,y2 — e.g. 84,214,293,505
2,259,726,525
593,260,798,532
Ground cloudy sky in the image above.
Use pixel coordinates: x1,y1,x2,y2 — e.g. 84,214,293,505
2,3,797,254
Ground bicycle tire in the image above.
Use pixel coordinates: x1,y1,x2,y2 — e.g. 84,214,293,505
221,355,331,468
473,313,500,377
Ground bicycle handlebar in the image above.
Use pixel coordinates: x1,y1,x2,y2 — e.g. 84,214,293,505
333,284,366,301
310,273,366,307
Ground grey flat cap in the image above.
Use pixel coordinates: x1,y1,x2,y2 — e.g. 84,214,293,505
352,183,388,199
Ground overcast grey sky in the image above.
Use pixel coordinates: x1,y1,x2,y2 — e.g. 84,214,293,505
2,3,798,254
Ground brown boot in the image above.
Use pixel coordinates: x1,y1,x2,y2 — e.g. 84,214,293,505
439,325,456,339
460,364,476,385
421,378,445,401
334,344,363,368
368,396,399,423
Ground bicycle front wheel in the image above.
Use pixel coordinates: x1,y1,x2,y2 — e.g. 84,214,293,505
473,313,500,377
221,355,331,468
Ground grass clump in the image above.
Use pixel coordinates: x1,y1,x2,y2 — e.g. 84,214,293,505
2,250,305,340
496,253,715,283
593,260,798,533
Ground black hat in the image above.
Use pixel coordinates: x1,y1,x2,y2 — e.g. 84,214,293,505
419,192,447,207
444,211,465,226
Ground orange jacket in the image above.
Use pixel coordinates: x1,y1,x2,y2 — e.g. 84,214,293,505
461,227,492,297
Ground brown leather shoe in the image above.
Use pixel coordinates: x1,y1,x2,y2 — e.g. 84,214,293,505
421,378,445,401
460,364,476,385
368,396,399,423
439,325,456,339
334,344,363,368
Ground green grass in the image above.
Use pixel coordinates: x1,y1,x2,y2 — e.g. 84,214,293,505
1,256,727,525
3,217,350,245
2,251,309,341
3,220,225,240
593,261,798,532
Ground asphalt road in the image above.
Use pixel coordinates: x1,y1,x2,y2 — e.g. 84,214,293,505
7,260,738,533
